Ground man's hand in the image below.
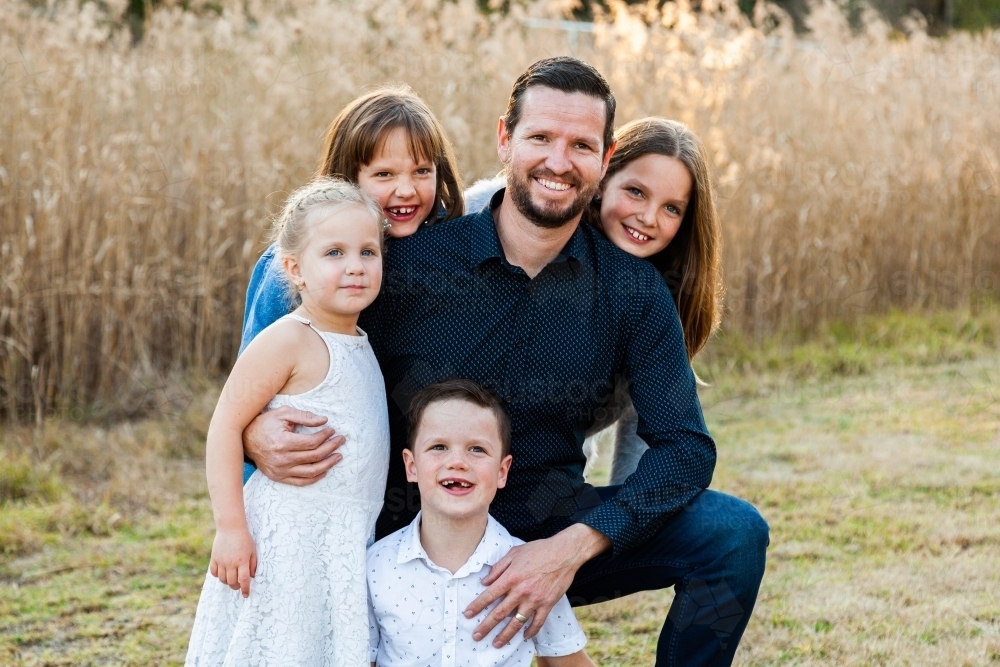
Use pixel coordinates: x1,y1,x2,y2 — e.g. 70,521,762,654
464,524,611,647
243,406,345,486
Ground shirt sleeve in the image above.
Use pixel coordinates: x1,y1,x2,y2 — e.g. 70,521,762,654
578,265,717,556
532,594,587,657
239,244,296,355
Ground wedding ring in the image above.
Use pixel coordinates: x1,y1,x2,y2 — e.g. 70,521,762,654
514,612,530,624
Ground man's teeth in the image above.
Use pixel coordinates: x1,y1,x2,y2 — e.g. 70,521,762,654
441,480,472,488
626,226,649,242
536,178,570,191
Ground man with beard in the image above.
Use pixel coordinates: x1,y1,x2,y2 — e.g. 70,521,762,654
243,57,769,666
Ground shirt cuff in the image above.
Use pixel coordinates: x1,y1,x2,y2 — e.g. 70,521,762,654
534,630,588,657
577,498,637,557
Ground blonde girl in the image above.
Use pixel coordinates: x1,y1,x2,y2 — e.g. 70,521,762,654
186,178,391,667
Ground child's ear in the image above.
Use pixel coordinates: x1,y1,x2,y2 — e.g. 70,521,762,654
282,254,305,291
402,448,418,483
496,454,513,489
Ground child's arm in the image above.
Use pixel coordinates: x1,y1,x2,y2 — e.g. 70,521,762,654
206,321,303,597
537,653,596,667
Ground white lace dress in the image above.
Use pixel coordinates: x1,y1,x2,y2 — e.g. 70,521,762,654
186,315,390,667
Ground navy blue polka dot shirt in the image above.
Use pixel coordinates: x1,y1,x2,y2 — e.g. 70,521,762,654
240,190,717,556
360,190,716,555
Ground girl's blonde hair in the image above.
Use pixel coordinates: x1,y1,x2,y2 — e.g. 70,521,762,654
318,85,465,222
592,118,724,360
270,177,386,271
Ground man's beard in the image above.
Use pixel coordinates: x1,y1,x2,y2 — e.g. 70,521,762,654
506,168,598,229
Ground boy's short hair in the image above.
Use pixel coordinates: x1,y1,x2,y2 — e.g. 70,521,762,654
407,379,511,457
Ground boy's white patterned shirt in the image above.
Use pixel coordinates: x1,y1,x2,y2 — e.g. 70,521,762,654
367,512,587,667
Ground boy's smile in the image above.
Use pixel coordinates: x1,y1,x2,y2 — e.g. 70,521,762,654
403,399,512,522
440,476,475,495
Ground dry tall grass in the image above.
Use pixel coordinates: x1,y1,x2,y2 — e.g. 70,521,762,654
1,0,998,421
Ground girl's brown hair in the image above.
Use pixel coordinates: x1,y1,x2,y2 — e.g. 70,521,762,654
317,85,464,222
594,118,723,360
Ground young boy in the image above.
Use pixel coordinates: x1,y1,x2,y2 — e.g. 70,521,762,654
367,379,595,667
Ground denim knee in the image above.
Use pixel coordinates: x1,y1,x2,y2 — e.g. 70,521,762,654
733,497,770,554
691,491,770,558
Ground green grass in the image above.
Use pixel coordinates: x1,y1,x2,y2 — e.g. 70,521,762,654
2,309,1000,665
0,501,211,666
698,308,1000,383
0,455,63,506
576,349,1000,665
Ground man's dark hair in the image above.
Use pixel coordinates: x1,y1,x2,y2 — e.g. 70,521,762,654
503,56,616,154
407,379,512,457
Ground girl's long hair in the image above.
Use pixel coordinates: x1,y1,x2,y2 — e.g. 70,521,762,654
592,118,724,360
317,85,464,221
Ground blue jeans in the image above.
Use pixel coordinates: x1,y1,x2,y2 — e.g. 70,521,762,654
567,488,769,667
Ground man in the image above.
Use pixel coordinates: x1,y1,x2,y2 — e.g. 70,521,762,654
243,57,768,666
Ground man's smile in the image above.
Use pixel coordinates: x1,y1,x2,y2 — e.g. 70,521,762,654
535,177,571,192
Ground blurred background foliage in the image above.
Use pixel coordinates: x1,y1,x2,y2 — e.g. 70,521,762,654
3,0,997,422
49,0,1000,41
503,0,1000,34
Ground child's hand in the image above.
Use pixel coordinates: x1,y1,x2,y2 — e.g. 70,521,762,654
209,528,258,598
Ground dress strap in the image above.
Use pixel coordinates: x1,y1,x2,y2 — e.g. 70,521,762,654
280,313,325,337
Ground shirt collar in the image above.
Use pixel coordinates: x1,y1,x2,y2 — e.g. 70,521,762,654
397,511,516,578
469,189,506,268
469,187,587,271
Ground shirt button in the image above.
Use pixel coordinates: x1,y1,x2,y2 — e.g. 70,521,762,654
515,339,526,348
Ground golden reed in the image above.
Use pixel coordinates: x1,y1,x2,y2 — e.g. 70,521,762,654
1,0,998,421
